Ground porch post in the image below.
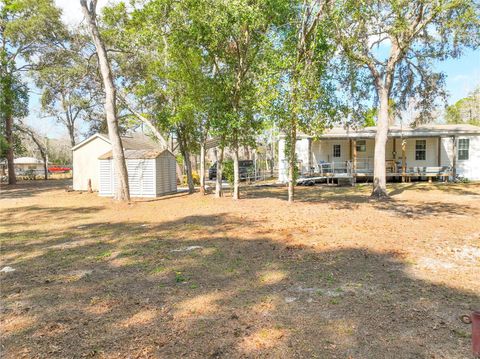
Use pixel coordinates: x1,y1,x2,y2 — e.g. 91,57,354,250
401,139,406,182
452,136,457,179
349,139,352,161
392,137,397,174
437,137,441,167
352,139,357,174
308,138,313,175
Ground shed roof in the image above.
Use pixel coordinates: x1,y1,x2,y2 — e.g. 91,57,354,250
98,149,174,160
121,134,159,150
288,123,480,139
72,132,160,151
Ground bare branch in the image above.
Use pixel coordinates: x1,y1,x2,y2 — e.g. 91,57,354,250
116,92,169,148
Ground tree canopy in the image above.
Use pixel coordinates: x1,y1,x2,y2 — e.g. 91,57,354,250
1,0,479,201
445,87,480,126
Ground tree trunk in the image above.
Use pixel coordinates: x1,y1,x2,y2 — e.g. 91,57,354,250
67,120,76,148
233,145,240,200
175,162,183,183
270,128,275,178
215,147,224,198
287,120,296,203
80,0,129,202
183,153,195,194
244,146,250,160
178,134,194,194
287,69,301,203
5,112,16,185
372,88,389,198
42,153,48,180
17,123,48,180
63,100,76,148
199,141,206,195
192,154,198,173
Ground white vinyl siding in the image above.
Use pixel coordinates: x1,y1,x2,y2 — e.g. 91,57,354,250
156,154,177,195
73,136,111,191
126,159,156,197
99,153,177,198
404,138,437,167
98,159,113,196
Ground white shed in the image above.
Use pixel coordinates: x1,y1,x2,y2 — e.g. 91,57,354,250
98,149,177,198
72,133,160,191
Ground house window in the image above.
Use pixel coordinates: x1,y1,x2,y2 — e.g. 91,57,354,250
415,140,426,160
356,140,366,152
458,139,469,160
333,144,341,158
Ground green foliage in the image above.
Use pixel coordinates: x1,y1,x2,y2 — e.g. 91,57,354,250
333,0,480,124
445,87,480,126
265,1,341,194
0,131,26,159
0,73,29,159
34,30,103,146
222,160,235,187
175,154,184,167
364,108,377,127
174,271,186,283
1,0,66,159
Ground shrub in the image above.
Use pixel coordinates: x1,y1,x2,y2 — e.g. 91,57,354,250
222,160,234,186
182,171,200,186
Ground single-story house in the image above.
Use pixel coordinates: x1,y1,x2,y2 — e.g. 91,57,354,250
98,149,177,198
4,157,46,175
72,133,160,191
278,124,480,182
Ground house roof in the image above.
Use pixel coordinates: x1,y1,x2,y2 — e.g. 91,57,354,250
98,149,174,160
14,157,44,164
205,137,221,149
72,132,160,151
291,124,480,139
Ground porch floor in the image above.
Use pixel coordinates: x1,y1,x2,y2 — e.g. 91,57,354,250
297,170,452,185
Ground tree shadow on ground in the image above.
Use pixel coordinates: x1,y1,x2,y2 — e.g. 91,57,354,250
1,213,477,358
388,182,480,197
243,185,478,218
0,179,72,200
0,205,105,229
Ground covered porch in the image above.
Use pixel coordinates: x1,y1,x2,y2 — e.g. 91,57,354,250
278,124,480,184
301,136,452,183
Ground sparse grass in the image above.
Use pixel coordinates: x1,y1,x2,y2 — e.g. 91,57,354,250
95,251,112,260
0,180,479,358
174,271,187,283
150,266,166,274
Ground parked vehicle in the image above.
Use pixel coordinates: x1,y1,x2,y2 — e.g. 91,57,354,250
208,162,222,180
48,165,72,174
208,160,254,180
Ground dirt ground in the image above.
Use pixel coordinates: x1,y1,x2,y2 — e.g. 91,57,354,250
1,180,479,358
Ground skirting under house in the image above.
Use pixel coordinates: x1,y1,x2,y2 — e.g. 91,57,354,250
98,149,177,198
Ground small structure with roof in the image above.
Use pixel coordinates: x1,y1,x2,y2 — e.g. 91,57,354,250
278,124,480,183
72,133,164,191
98,149,177,198
11,157,45,175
